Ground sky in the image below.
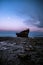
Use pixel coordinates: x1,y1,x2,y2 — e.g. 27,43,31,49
0,0,43,32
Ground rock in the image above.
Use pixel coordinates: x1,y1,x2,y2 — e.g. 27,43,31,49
18,53,29,59
0,37,43,65
16,29,29,37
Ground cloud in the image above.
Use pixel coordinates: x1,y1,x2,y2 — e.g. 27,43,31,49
23,17,43,32
36,17,43,28
0,15,43,32
24,17,40,26
19,0,43,29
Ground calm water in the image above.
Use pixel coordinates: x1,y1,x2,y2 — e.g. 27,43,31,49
0,31,16,37
0,31,43,37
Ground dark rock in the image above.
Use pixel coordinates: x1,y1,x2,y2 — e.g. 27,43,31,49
0,37,43,65
16,29,29,37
